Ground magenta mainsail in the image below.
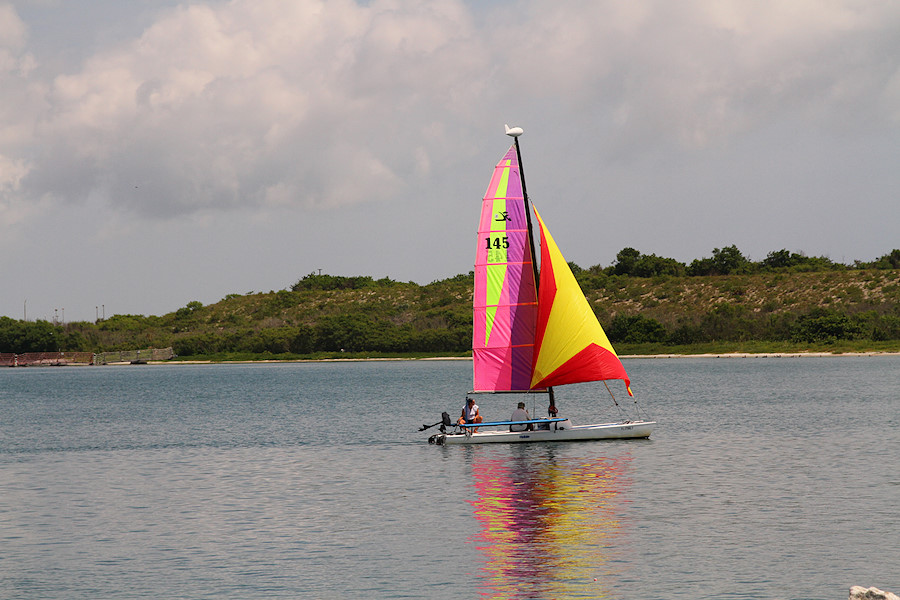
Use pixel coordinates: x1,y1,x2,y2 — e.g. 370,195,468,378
472,146,538,392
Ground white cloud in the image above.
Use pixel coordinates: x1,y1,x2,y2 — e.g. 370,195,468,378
7,1,899,209
493,0,900,149
0,3,41,225
1,0,899,230
5,0,488,219
0,3,27,51
0,154,34,227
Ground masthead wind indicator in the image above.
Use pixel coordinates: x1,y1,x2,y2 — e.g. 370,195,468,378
504,124,523,137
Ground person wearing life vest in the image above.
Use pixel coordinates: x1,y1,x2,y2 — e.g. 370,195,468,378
458,397,483,431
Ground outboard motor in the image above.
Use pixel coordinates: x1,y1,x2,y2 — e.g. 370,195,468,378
427,412,454,444
419,411,454,440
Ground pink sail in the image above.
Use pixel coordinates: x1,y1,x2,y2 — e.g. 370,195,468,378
472,146,538,392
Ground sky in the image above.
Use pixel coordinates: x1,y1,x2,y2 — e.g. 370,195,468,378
2,0,899,323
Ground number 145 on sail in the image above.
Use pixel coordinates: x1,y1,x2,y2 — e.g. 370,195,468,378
485,236,509,250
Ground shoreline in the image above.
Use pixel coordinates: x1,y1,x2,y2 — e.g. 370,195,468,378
140,351,900,365
621,351,900,359
10,352,898,368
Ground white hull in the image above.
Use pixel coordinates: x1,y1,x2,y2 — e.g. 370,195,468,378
430,419,654,445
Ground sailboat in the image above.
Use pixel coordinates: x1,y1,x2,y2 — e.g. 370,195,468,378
426,126,654,445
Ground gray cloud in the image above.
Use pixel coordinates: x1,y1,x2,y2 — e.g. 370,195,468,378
6,0,900,216
6,0,491,219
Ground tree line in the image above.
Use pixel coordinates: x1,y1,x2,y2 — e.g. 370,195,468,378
591,246,900,278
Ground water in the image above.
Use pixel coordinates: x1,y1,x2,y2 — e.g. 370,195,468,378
1,357,897,599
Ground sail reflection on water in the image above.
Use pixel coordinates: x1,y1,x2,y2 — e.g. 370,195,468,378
467,450,632,599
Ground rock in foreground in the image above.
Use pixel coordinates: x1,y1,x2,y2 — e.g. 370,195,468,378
850,586,900,600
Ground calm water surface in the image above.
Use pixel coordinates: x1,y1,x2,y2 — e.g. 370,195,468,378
0,358,897,599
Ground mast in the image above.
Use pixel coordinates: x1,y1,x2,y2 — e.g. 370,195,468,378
507,125,550,398
506,126,541,293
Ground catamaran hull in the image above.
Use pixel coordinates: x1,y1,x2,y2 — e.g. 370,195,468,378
430,420,654,445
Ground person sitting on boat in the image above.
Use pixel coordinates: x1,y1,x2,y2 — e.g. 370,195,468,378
510,402,533,432
458,397,483,430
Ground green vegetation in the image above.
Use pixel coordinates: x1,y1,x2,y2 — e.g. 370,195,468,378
2,248,899,359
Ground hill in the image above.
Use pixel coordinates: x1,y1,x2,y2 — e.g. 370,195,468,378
4,265,899,359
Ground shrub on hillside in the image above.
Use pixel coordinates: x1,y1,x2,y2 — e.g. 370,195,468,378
607,315,667,344
792,309,862,344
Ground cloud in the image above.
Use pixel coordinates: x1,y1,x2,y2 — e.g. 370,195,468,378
0,3,27,51
495,1,900,151
3,0,900,322
7,0,485,218
2,0,900,223
0,3,41,225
